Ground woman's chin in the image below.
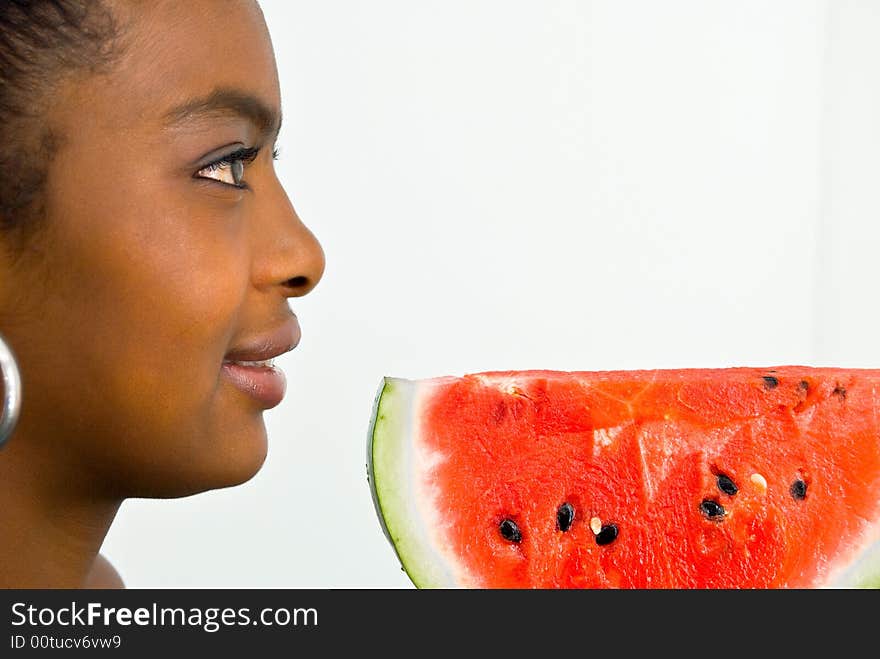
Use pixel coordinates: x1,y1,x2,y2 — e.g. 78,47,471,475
194,443,269,494
120,424,270,499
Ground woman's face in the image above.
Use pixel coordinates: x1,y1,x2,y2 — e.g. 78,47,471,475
1,0,324,497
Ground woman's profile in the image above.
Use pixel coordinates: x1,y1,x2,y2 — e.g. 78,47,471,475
0,0,324,588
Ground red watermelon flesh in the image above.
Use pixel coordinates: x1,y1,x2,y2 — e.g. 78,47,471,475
367,367,880,588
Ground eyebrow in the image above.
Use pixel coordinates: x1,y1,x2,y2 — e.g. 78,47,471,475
162,87,282,140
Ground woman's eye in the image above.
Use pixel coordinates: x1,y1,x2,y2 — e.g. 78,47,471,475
197,158,245,187
195,147,260,189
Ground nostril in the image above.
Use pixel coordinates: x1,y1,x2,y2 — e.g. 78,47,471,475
285,276,308,288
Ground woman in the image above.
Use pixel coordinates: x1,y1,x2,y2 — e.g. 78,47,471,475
0,0,325,588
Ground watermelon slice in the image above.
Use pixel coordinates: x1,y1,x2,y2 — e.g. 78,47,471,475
367,367,880,588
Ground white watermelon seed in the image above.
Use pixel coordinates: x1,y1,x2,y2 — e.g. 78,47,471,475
750,473,767,492
590,516,602,535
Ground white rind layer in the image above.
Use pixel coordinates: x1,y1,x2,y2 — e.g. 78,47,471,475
367,374,880,589
367,377,459,588
828,529,880,588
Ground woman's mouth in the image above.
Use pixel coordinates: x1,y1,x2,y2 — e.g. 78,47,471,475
225,358,276,368
221,361,287,409
221,317,300,409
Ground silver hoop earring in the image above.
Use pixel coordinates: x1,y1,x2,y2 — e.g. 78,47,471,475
0,331,22,449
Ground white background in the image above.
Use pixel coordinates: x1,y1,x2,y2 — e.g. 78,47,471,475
102,0,880,587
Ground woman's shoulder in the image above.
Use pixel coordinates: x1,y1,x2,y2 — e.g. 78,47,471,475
84,553,125,589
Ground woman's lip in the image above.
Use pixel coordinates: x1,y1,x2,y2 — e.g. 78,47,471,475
221,362,287,409
224,316,301,362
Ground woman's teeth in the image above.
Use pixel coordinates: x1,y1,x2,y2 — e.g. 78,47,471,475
227,359,275,368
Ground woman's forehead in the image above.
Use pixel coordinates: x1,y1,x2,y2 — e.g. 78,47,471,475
66,0,281,136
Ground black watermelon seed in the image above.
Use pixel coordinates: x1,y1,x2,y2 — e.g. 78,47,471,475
499,519,522,543
762,376,779,389
790,479,807,500
595,524,619,546
833,385,847,399
799,380,810,392
716,474,738,496
700,499,725,520
556,502,575,532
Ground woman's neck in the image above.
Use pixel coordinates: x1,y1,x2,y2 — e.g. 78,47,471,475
0,419,122,588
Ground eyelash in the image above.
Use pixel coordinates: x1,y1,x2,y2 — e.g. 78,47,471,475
197,145,281,190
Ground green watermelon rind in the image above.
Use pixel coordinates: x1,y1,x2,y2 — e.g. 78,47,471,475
367,377,451,589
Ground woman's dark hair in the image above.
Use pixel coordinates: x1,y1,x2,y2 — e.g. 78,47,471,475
0,0,126,257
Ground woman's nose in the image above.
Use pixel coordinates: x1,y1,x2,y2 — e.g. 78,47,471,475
279,218,325,299
253,175,325,298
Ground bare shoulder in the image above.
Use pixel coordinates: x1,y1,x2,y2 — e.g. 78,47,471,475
84,553,126,589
